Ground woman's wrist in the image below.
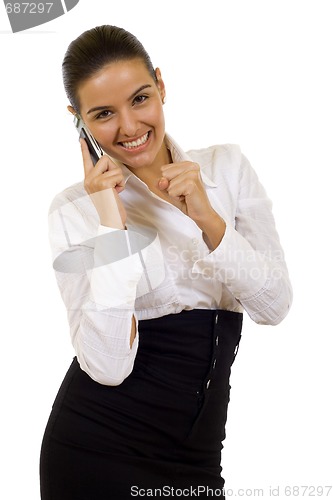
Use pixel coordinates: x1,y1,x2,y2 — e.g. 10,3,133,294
90,189,126,229
195,210,226,251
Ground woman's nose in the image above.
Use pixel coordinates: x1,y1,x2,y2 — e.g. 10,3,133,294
118,110,139,138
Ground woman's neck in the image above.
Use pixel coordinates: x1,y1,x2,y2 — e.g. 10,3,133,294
126,140,172,189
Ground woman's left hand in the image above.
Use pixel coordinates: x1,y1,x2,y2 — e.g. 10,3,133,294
158,161,213,223
158,161,226,249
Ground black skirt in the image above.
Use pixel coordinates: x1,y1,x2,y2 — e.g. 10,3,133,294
40,309,242,499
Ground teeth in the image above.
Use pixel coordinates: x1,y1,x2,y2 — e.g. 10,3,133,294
122,133,149,149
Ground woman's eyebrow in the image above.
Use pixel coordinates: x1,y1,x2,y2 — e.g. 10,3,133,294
86,84,153,115
128,84,152,100
87,105,111,115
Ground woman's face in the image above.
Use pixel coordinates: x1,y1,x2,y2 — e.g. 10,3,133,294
74,59,167,171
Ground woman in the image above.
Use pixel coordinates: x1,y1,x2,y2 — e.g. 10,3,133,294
40,25,292,499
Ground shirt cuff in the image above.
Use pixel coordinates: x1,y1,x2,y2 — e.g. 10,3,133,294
192,223,268,299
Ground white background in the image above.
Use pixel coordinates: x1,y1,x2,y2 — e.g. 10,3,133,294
1,0,332,498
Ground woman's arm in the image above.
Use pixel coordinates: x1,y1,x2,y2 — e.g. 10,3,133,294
158,148,292,325
192,152,292,325
49,188,149,386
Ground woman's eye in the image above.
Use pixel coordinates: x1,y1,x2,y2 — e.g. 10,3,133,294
96,110,112,119
133,95,148,105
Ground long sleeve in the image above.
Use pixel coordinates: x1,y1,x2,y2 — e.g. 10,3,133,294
49,187,153,385
192,153,292,325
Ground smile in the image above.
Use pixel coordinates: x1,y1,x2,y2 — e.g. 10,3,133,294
120,132,149,150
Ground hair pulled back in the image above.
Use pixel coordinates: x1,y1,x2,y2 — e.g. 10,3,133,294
62,25,156,112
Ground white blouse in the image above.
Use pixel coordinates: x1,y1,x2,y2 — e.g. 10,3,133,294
49,134,292,385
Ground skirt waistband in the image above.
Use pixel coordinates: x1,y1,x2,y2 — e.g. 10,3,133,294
135,309,243,394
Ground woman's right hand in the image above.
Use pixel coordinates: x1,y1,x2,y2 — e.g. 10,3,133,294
80,138,127,229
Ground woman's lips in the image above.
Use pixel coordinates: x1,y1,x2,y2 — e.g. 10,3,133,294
118,131,151,152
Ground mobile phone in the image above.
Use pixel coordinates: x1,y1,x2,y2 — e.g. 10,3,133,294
73,113,103,165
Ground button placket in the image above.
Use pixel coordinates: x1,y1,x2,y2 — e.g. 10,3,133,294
204,312,220,392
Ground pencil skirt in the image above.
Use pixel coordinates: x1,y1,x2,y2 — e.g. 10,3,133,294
40,309,243,499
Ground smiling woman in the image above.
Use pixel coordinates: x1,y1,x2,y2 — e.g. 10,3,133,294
40,24,292,500
71,60,168,173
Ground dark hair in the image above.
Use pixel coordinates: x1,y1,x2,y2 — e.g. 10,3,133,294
62,25,157,112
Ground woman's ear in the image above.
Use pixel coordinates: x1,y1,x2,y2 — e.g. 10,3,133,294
155,68,166,103
67,105,77,115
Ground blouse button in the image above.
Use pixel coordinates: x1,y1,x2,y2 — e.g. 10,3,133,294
206,379,211,389
215,314,219,324
212,359,217,369
215,336,219,346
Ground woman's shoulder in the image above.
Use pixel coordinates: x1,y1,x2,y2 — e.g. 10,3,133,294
187,143,243,166
48,181,91,215
186,143,245,184
48,181,99,245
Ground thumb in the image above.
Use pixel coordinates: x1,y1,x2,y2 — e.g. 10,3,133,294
158,177,169,191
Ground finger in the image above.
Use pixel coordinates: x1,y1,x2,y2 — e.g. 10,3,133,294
80,138,95,177
168,171,199,190
83,150,122,181
92,154,119,175
159,162,197,190
87,170,125,194
158,177,169,191
100,170,126,192
103,153,124,170
166,172,200,199
161,162,199,180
